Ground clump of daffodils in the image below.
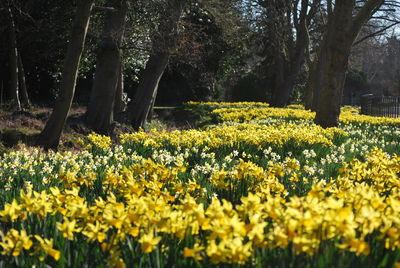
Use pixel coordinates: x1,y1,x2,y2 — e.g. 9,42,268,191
0,102,399,267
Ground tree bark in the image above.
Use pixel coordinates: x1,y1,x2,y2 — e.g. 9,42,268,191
127,0,185,130
274,28,308,107
310,42,328,112
269,0,312,107
267,0,290,107
85,0,128,134
36,0,94,149
314,0,383,128
303,38,315,111
7,4,21,110
270,53,287,107
114,62,126,117
128,53,170,130
18,52,31,108
304,58,316,110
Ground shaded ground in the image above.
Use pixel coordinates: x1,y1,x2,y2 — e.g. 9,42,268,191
0,105,194,153
0,106,85,151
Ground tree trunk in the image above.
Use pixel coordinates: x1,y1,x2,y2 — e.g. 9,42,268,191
304,59,316,110
36,0,94,149
127,53,170,130
270,49,288,107
314,0,383,128
7,4,21,110
269,0,310,108
314,45,351,127
285,16,310,106
127,0,185,130
275,44,306,107
85,0,128,134
18,52,31,108
310,43,327,111
113,62,126,117
267,1,290,107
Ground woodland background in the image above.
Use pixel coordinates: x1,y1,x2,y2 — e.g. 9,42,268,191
1,0,400,149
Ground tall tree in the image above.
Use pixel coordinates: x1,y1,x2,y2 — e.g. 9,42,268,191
37,0,94,149
314,0,384,128
304,55,318,110
6,1,21,110
113,63,126,116
18,52,31,108
4,1,35,109
127,0,187,130
304,1,399,111
258,0,320,107
85,0,128,134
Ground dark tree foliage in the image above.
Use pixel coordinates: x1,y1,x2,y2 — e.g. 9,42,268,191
0,0,399,148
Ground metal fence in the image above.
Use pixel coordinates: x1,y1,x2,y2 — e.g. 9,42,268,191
360,94,400,118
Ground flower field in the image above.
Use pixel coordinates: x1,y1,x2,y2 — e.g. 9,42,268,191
1,103,400,267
